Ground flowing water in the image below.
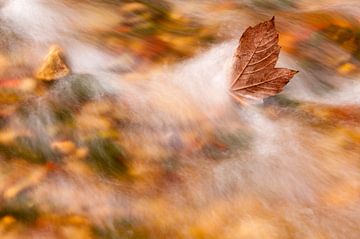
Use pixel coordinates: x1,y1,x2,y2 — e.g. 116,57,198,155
0,0,359,238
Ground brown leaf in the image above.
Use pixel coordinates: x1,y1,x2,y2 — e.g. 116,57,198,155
230,17,298,105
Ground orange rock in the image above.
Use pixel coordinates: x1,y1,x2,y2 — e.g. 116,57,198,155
35,45,70,81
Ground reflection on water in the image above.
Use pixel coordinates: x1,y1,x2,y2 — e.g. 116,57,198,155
0,0,359,238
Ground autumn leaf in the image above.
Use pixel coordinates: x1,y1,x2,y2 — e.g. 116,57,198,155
230,17,298,105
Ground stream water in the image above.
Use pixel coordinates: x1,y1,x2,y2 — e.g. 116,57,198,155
0,0,359,238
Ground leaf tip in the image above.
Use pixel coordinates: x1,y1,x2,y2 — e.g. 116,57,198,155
271,16,275,24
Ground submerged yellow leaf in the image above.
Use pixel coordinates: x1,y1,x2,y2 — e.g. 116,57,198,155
51,140,76,155
337,63,357,75
4,167,47,200
0,129,17,144
35,45,70,81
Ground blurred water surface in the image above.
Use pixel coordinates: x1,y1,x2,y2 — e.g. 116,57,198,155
0,0,359,238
